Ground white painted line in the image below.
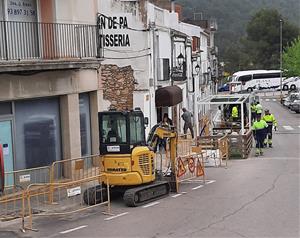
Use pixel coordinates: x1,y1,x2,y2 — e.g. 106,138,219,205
192,185,204,190
143,201,160,208
104,212,129,221
205,180,216,184
272,99,277,101
283,126,294,130
172,194,183,198
265,99,270,101
60,225,87,234
181,192,187,194
298,126,300,128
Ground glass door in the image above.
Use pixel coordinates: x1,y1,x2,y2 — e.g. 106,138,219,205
0,120,14,186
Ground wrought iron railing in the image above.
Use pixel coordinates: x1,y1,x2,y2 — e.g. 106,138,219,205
0,21,102,61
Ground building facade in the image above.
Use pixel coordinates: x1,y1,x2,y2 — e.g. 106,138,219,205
98,0,218,136
0,0,101,182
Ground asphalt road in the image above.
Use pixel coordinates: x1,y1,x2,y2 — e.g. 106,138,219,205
2,97,299,238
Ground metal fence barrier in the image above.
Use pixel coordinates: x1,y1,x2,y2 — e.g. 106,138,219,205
4,166,51,192
0,186,25,223
24,174,111,231
1,154,104,228
49,154,101,203
177,134,194,157
50,154,101,183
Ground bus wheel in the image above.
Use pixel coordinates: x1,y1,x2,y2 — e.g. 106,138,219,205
290,84,296,91
247,87,253,92
283,85,289,91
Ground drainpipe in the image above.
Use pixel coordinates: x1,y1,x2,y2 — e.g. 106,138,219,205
149,22,157,128
171,32,174,86
171,0,175,13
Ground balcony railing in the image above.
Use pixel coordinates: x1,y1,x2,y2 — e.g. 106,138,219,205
0,21,102,61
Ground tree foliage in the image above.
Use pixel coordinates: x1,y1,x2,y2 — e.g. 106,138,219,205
177,0,300,73
283,37,300,77
243,9,299,70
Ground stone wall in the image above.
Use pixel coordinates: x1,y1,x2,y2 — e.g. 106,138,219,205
101,64,135,110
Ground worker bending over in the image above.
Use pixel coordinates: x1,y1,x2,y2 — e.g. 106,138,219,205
251,102,257,122
252,114,268,156
262,109,277,148
255,101,263,116
231,105,239,122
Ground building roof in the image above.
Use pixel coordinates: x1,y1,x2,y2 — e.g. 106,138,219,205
197,94,251,105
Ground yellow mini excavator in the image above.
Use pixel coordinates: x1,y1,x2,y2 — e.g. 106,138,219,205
83,108,178,207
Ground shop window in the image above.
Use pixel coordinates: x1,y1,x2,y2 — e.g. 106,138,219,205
158,58,170,81
79,93,92,156
15,98,61,170
0,102,12,115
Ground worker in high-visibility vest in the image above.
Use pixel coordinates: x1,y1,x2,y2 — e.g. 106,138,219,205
252,114,268,156
231,105,239,122
262,109,277,148
255,101,263,116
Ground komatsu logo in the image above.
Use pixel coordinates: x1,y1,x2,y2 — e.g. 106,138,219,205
107,168,127,172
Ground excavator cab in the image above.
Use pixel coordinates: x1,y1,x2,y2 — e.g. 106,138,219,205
99,108,146,155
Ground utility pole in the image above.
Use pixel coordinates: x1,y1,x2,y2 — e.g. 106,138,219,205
280,19,283,100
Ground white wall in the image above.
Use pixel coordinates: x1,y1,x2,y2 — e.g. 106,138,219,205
98,0,150,90
54,0,98,24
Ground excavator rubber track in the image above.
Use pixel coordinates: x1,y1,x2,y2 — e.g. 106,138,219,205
123,181,170,207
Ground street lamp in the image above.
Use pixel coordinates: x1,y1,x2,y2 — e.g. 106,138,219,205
195,64,200,74
280,19,283,100
177,53,184,68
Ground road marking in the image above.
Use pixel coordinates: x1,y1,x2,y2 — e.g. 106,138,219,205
143,201,160,208
60,225,87,234
283,126,294,130
298,126,300,128
172,194,183,198
205,180,216,184
181,192,187,194
104,212,129,221
272,99,277,101
192,185,204,190
265,99,270,101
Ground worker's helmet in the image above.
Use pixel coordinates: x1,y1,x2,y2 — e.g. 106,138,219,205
265,108,269,112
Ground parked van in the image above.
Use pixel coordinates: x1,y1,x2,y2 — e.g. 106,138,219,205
230,70,282,93
282,77,300,91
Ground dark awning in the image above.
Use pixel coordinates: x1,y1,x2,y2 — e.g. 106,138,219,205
155,85,183,107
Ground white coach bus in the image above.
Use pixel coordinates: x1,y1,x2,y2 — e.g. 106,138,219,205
229,70,282,93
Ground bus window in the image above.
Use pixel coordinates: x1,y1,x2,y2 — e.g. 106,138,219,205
253,73,280,79
239,75,252,85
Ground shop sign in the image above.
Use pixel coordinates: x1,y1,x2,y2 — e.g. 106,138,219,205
172,67,186,81
98,15,131,47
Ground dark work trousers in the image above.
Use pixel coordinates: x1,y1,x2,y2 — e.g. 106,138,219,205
232,117,239,122
265,123,273,144
184,122,194,138
251,112,257,122
255,129,266,149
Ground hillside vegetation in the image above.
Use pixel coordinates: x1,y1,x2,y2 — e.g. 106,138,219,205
177,0,300,71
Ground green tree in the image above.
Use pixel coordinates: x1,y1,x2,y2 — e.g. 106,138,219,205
243,9,299,69
283,37,300,77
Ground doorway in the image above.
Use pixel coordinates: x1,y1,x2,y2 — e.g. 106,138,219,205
0,120,14,186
